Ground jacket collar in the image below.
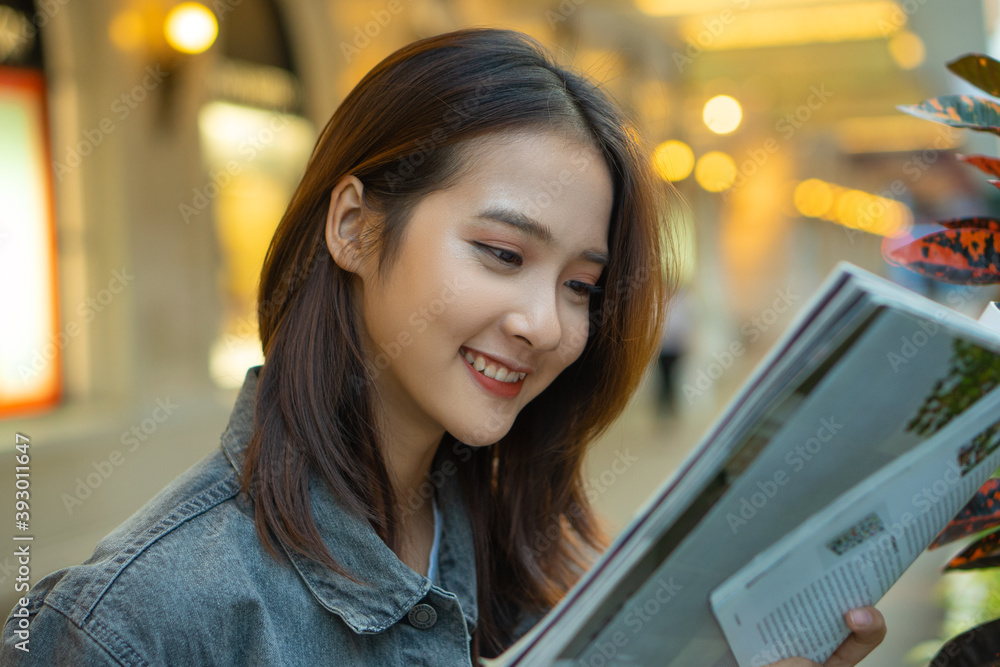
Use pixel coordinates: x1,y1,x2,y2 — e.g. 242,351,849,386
220,366,479,633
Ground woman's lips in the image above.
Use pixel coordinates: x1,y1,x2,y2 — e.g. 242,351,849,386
460,350,524,399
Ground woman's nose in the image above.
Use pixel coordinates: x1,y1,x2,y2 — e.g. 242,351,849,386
502,286,563,351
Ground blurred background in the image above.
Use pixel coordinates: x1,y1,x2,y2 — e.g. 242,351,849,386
2,0,1000,663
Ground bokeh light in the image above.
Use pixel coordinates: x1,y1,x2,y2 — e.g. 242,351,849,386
653,140,695,182
109,10,146,52
164,3,218,55
703,95,743,135
695,152,737,192
888,31,926,70
793,178,913,237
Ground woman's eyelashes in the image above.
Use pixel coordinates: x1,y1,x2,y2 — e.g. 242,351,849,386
473,242,603,300
475,242,522,267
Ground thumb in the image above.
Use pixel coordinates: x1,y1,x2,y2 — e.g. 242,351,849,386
824,607,886,667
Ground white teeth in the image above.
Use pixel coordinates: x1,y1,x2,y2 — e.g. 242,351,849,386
461,348,526,383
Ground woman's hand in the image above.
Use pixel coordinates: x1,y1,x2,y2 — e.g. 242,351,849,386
766,606,886,667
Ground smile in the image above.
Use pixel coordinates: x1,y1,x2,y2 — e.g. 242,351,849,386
459,347,526,399
460,347,527,382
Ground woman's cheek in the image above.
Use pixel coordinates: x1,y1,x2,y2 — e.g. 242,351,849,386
557,314,590,366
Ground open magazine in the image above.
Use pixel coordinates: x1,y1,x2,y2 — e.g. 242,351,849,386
483,262,1000,667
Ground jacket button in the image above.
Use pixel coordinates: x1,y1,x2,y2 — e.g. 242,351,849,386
408,603,437,629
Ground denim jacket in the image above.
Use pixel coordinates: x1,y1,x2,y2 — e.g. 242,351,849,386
2,367,540,665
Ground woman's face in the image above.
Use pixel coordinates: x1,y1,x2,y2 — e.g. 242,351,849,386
349,129,613,448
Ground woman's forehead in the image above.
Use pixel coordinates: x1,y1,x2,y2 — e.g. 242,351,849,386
447,130,613,223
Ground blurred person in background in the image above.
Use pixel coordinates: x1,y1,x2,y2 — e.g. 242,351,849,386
657,285,692,417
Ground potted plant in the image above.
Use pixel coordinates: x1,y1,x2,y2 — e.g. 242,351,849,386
890,53,1000,666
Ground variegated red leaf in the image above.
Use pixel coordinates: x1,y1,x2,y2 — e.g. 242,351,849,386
947,53,1000,97
943,529,1000,571
937,217,1000,232
929,617,1000,666
898,95,1000,136
957,153,1000,178
885,228,1000,284
929,478,1000,548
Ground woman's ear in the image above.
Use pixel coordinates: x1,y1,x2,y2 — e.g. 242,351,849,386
325,174,368,275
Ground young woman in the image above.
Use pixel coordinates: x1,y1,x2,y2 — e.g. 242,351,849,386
2,28,885,665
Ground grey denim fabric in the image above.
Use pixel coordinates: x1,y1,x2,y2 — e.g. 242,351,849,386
1,366,541,665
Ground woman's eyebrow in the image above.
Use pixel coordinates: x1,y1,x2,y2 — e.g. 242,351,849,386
474,205,609,266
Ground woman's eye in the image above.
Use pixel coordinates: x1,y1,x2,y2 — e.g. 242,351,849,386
476,243,522,267
566,280,603,299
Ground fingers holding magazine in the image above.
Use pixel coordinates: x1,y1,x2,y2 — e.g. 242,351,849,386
767,606,886,667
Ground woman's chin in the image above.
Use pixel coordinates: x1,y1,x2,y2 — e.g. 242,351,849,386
451,421,514,448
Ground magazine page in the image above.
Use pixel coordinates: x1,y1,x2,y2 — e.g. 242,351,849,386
709,385,1000,667
485,264,1000,667
484,267,872,666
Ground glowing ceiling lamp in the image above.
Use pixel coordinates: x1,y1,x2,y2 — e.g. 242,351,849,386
164,3,218,55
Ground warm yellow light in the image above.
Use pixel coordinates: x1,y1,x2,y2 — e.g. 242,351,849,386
679,2,903,50
109,10,146,52
695,152,737,192
794,178,912,237
636,0,866,16
703,95,742,135
653,140,695,181
164,2,217,55
793,179,834,218
835,115,961,153
888,31,925,70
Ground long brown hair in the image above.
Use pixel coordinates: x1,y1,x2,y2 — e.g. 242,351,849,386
241,27,675,660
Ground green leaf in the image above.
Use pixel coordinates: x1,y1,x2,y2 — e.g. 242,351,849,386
897,95,1000,136
947,53,1000,97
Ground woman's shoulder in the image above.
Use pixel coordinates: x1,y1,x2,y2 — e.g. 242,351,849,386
1,446,302,665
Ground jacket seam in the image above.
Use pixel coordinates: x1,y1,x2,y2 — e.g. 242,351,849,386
41,598,146,666
75,473,241,624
